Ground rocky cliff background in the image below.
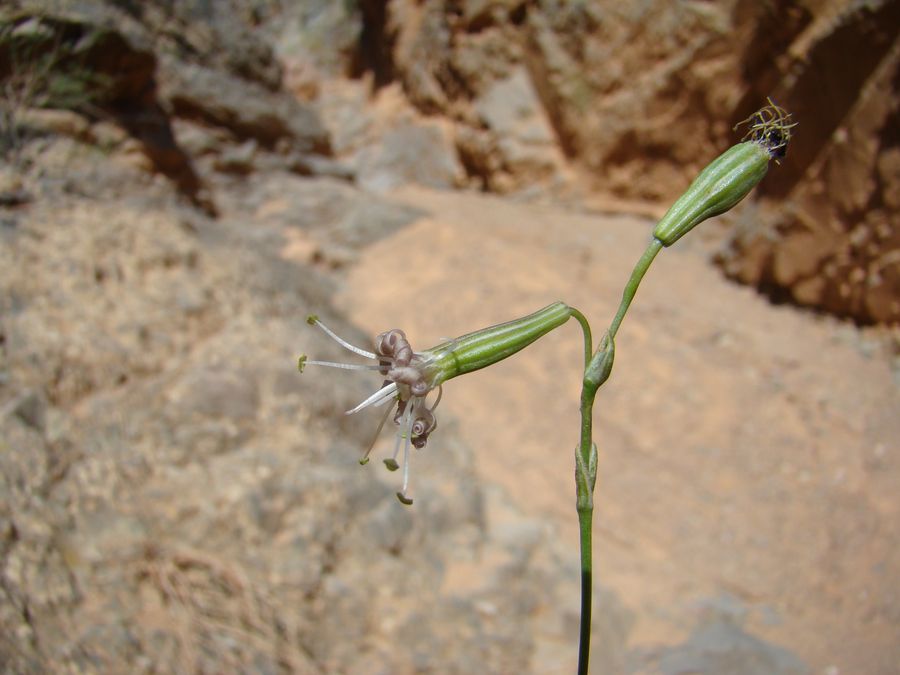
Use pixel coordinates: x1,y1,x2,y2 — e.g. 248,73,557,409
1,1,898,674
283,0,899,325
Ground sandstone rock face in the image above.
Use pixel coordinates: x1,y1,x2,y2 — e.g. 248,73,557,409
0,8,207,205
160,61,329,153
1,0,335,215
3,0,897,322
297,0,896,323
469,66,564,191
716,1,900,324
354,119,464,192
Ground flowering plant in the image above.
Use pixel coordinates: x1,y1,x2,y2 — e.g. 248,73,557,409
298,101,795,674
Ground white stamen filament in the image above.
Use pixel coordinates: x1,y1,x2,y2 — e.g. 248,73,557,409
345,382,398,415
390,411,404,463
428,385,443,412
362,403,394,462
312,318,378,360
305,360,383,371
400,402,414,500
372,392,397,408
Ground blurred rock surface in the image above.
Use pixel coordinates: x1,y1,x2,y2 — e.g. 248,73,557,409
1,0,898,673
0,159,598,672
270,0,898,324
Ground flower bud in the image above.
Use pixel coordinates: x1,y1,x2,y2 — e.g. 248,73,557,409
653,100,795,247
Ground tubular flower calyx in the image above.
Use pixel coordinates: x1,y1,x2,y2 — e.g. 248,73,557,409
652,99,796,247
298,302,574,505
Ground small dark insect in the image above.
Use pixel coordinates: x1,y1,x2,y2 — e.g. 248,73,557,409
767,128,789,159
735,98,797,163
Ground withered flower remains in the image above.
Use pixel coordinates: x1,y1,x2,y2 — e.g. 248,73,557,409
299,302,575,504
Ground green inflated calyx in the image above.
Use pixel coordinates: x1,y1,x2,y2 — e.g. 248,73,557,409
652,142,770,246
425,301,574,385
653,99,795,247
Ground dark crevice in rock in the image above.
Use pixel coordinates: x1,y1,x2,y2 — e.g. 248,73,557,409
1,13,212,212
759,0,900,199
352,0,396,89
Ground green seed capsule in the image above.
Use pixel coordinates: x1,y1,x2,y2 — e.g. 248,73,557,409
653,99,795,247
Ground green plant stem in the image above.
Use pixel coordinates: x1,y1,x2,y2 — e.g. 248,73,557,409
608,238,663,340
576,385,597,675
577,508,593,675
570,310,601,675
575,334,609,675
571,105,784,670
568,307,593,368
575,238,663,675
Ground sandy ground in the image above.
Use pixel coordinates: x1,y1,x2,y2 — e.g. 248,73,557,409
332,186,900,674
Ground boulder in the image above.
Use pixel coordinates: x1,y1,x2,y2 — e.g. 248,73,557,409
0,10,210,209
472,66,563,190
354,120,463,192
159,61,330,153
